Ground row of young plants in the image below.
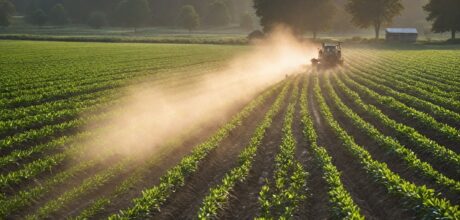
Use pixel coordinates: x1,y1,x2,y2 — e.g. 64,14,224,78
0,75,138,109
258,78,309,219
313,74,460,219
392,73,460,100
347,63,460,125
196,78,292,219
0,65,220,169
299,74,364,219
0,112,117,182
0,46,233,102
0,87,116,122
25,159,131,220
352,50,460,96
109,80,287,219
73,168,145,220
0,44,224,91
0,158,100,217
0,92,119,139
337,73,460,175
0,99,211,219
0,128,110,190
0,54,207,109
342,72,460,148
355,58,460,101
323,73,460,194
0,132,87,169
0,60,223,141
342,56,460,123
73,120,216,220
0,57,209,103
372,51,460,86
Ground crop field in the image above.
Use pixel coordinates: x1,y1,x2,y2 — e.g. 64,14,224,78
0,40,459,219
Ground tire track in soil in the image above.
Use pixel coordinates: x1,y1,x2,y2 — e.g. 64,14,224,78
218,85,292,220
308,73,415,220
151,85,282,220
336,73,460,179
293,85,329,220
85,86,284,219
328,75,460,201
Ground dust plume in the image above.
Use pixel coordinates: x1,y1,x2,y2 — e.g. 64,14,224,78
82,27,315,160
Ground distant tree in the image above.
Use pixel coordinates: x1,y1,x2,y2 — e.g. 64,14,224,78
26,8,47,27
0,0,15,28
49,3,69,25
346,0,404,39
87,11,107,29
254,0,335,36
303,0,336,39
424,0,460,40
206,0,231,26
178,5,200,33
115,0,151,32
240,12,253,30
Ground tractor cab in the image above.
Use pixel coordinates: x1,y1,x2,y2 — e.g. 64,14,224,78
311,42,344,68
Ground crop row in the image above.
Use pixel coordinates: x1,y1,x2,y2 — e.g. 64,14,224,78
343,71,460,148
197,78,292,219
25,159,130,220
109,80,287,219
258,78,308,219
352,57,460,102
313,73,459,219
347,50,460,97
337,73,460,176
323,72,459,194
299,74,363,219
345,62,460,125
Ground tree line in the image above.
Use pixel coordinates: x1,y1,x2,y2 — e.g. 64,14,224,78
0,0,253,31
0,0,459,40
254,0,459,40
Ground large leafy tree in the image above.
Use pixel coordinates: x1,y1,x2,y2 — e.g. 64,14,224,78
115,0,151,32
206,0,231,26
253,0,335,36
0,0,15,28
26,8,46,26
178,5,200,33
424,0,460,40
87,11,107,29
49,3,69,25
240,12,253,31
346,0,404,39
303,0,336,38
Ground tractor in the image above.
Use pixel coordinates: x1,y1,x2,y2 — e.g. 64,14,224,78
311,42,344,68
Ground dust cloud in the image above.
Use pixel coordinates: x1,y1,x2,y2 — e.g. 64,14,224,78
82,27,315,160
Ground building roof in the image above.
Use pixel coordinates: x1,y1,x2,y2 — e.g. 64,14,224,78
386,28,418,34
